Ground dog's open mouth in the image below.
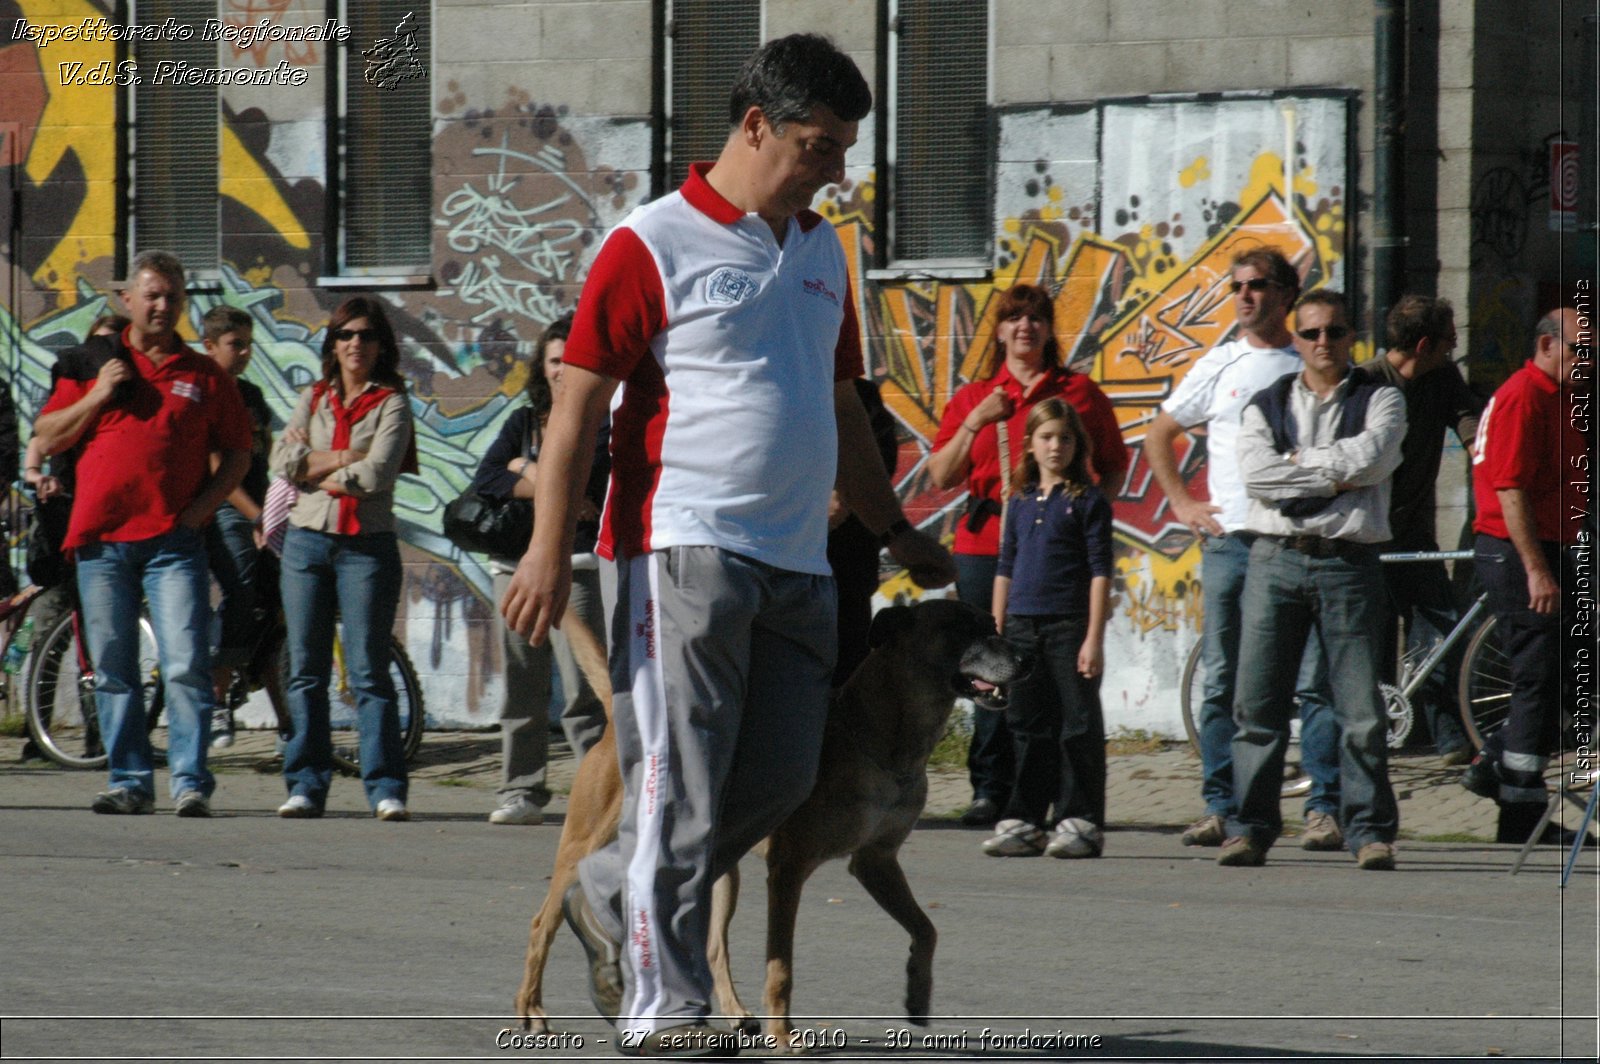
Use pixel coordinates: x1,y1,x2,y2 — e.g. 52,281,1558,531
956,675,1010,710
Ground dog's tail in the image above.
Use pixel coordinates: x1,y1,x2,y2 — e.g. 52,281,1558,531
560,612,614,719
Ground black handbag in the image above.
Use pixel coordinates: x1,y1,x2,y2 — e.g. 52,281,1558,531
441,491,532,557
25,496,72,589
442,416,534,557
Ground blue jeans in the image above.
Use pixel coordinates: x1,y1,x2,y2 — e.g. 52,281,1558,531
956,552,1012,805
76,527,216,800
280,527,405,809
205,504,259,669
1227,538,1399,853
1196,533,1339,818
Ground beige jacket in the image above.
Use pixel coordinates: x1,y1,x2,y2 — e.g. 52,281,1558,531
269,383,413,536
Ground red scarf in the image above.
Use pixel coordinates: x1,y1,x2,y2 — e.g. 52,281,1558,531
311,381,418,535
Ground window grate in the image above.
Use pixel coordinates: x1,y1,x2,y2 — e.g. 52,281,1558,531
668,0,760,190
132,0,219,271
892,0,989,263
342,1,431,271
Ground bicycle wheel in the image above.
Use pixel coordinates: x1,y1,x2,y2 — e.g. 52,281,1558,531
1180,641,1204,755
280,633,426,775
1457,614,1512,750
26,611,161,770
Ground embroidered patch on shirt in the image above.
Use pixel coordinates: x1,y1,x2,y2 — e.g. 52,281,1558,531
706,267,759,305
171,380,202,402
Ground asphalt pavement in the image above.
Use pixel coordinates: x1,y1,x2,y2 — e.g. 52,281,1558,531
2,731,1597,1062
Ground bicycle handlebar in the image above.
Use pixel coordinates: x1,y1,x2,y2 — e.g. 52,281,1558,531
1377,549,1474,563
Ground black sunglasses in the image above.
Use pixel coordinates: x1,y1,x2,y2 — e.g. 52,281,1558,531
1295,325,1352,342
1229,278,1282,293
332,327,380,342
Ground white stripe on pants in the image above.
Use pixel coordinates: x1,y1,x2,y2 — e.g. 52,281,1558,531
579,547,836,1033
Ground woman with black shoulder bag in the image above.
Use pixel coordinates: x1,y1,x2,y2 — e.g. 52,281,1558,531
469,314,611,826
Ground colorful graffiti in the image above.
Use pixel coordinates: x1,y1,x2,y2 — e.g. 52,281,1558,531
3,5,1352,734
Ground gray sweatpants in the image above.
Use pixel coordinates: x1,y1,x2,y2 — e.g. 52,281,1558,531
578,546,836,1033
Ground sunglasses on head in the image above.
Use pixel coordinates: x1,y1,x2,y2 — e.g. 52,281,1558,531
1296,325,1351,342
1229,278,1282,293
332,327,379,342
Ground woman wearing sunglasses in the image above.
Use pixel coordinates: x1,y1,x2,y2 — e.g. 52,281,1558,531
268,296,417,820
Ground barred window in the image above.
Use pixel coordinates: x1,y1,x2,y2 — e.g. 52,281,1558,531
886,0,990,266
666,0,761,190
335,1,432,274
131,0,219,272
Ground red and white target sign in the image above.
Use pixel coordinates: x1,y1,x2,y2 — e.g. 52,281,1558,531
1550,139,1579,232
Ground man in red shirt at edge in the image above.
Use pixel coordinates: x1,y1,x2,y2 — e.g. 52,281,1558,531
1460,305,1593,843
928,284,1128,826
33,250,251,818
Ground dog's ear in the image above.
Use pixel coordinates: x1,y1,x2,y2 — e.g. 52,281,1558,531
867,604,916,649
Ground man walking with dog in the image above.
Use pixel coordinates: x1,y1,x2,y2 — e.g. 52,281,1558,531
1220,289,1405,870
500,34,954,1057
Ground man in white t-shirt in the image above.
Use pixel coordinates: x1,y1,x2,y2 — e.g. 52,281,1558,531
1145,248,1344,852
501,34,954,1055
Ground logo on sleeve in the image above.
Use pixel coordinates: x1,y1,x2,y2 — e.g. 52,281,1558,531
171,380,202,403
706,267,759,305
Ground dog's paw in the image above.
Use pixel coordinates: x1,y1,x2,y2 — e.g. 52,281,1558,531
764,1026,810,1056
518,1008,551,1036
905,992,932,1026
726,1013,760,1037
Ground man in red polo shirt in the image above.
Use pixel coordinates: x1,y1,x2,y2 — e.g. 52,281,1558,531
34,250,251,818
1461,306,1592,842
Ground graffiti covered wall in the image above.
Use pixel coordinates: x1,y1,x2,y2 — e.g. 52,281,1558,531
835,95,1350,736
3,2,1348,738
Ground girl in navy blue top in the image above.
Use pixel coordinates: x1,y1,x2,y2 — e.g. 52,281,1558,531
984,398,1114,858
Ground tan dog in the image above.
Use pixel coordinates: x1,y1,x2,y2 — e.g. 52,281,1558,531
513,598,1028,1046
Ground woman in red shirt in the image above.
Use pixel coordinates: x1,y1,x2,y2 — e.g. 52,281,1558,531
929,284,1127,826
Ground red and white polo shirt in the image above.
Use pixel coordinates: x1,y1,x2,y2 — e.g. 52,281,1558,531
565,163,865,575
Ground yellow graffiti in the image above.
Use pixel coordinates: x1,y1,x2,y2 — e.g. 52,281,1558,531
21,0,117,290
220,125,311,250
831,150,1346,622
1178,156,1211,188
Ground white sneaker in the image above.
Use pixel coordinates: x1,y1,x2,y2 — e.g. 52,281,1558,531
277,795,321,819
981,818,1046,857
489,797,544,825
375,798,410,822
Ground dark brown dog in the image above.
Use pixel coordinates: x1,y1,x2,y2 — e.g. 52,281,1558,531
513,598,1028,1045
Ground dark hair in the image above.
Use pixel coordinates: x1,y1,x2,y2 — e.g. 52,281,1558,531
1385,294,1454,352
526,313,574,422
320,296,405,395
1294,288,1351,319
88,313,130,338
201,305,253,343
991,284,1062,371
1014,398,1094,498
727,33,871,129
1231,246,1300,297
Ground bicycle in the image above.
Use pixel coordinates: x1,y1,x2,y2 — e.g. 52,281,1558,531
1179,548,1512,755
25,595,426,775
2,584,50,731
